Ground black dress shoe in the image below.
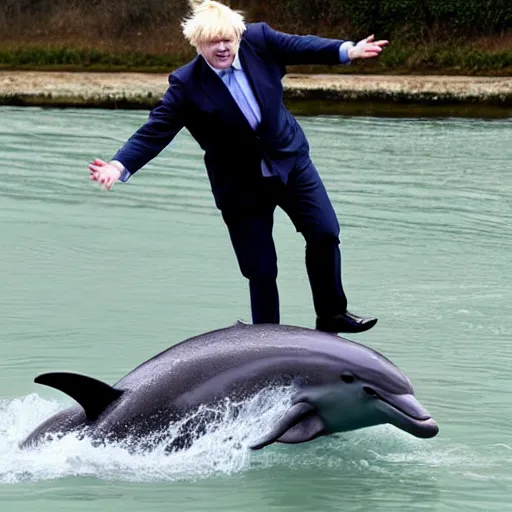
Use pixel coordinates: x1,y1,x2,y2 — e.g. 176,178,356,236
315,311,378,334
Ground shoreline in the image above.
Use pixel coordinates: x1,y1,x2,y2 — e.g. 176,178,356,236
1,71,512,117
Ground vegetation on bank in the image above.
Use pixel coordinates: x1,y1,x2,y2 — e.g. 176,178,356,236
1,43,512,75
1,0,511,74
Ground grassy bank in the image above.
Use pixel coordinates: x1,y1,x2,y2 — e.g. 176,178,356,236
1,40,512,75
0,46,187,73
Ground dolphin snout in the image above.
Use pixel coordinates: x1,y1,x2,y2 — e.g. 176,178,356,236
376,392,439,439
379,392,431,421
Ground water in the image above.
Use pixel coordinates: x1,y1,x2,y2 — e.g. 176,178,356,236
1,106,511,511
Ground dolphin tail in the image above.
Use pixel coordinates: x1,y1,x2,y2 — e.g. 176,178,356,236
35,372,123,421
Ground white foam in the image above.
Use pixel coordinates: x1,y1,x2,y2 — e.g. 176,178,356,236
0,388,295,484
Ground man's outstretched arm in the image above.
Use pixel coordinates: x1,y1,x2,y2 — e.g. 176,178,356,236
89,75,187,190
259,22,388,66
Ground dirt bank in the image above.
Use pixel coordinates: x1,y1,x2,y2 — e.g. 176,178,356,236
1,71,512,117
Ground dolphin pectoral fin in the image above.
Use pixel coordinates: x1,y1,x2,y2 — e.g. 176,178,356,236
35,372,123,421
249,402,317,450
275,413,326,445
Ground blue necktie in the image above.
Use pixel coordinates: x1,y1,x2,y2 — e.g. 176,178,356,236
220,66,273,177
220,66,260,131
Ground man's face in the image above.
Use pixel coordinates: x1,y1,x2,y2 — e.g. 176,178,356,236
197,35,239,69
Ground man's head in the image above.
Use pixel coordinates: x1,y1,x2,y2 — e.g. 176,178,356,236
182,1,246,69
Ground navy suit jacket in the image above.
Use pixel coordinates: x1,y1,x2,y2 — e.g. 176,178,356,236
113,22,346,209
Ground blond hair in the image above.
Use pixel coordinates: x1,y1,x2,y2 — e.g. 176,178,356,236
182,1,246,48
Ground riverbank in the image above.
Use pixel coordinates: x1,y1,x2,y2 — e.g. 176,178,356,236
1,71,512,117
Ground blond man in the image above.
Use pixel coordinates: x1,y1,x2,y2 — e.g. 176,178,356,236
89,1,387,333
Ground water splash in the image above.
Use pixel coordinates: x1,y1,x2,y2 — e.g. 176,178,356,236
0,390,486,485
0,387,296,484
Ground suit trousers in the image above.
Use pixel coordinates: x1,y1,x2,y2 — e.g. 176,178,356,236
221,156,348,324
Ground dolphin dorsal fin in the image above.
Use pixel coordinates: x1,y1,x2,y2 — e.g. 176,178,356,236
35,372,123,421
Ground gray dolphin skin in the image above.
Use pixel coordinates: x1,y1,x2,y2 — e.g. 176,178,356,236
20,322,438,451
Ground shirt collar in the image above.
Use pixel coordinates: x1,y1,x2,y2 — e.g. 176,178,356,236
204,52,242,75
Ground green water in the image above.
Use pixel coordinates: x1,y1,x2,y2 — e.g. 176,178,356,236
1,107,511,511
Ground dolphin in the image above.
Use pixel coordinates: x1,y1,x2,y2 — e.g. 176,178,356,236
19,322,438,451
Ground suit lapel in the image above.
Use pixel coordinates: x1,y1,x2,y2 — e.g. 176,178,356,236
199,57,253,131
238,41,264,111
238,40,273,128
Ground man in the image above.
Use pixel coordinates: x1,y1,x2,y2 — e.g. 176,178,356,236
89,0,388,333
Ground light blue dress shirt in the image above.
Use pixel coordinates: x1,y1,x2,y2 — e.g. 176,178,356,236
118,41,354,182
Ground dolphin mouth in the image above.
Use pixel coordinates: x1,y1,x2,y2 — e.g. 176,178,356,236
376,391,439,438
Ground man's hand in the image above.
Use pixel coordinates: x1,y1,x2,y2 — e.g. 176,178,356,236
348,34,389,60
89,158,123,191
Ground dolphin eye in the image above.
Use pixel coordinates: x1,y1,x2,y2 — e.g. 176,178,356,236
363,386,377,397
341,373,355,383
